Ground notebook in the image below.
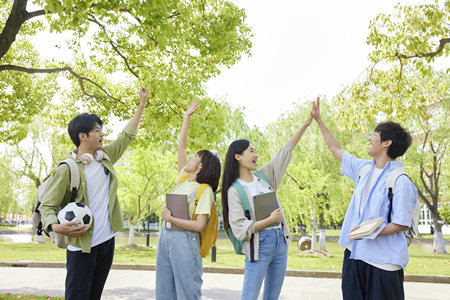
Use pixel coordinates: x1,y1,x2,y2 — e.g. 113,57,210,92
254,192,280,229
348,217,384,240
165,193,188,231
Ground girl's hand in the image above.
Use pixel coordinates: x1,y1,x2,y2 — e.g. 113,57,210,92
186,98,200,117
161,207,173,222
305,111,313,126
269,208,283,223
312,97,322,121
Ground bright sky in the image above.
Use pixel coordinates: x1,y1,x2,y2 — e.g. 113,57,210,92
206,0,411,127
27,0,444,130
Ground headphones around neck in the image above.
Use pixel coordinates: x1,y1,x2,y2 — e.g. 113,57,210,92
72,150,106,165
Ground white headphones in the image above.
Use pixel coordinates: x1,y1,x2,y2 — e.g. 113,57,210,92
72,149,107,165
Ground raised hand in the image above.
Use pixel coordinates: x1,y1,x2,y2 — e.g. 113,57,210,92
305,110,313,126
312,97,321,121
139,86,149,107
186,98,200,117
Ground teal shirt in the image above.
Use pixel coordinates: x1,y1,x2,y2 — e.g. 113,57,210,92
40,123,137,253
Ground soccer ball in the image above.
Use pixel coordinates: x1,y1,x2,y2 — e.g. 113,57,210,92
57,202,93,230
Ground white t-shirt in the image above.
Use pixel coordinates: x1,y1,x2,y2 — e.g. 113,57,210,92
360,167,383,217
68,154,114,251
348,167,401,271
237,175,282,230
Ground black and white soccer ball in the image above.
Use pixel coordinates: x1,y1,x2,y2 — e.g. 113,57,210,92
57,202,93,229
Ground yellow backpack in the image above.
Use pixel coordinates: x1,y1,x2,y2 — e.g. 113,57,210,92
177,175,219,258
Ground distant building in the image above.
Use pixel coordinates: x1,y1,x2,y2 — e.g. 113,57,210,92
418,202,450,234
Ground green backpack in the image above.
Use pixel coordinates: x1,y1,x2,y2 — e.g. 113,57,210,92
226,171,272,262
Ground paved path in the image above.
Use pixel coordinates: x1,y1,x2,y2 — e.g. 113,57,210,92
0,267,449,299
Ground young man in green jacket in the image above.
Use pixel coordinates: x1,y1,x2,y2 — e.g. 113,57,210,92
39,87,149,300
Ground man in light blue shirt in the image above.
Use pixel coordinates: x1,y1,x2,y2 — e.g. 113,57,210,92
312,99,417,300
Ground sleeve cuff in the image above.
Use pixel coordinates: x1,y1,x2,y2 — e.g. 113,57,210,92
43,216,59,233
365,223,386,240
285,140,296,152
124,122,137,138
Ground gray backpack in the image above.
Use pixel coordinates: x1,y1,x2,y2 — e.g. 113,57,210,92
358,164,420,246
32,158,80,248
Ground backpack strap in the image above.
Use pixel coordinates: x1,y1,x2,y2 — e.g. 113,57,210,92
253,171,273,188
232,181,252,212
172,175,190,193
385,167,407,223
60,158,80,203
231,180,255,262
358,164,372,181
176,175,190,185
191,184,211,220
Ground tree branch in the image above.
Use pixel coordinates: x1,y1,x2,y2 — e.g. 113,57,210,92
0,64,124,104
87,15,140,78
396,38,450,60
286,172,309,190
416,187,433,212
24,9,46,21
419,163,433,198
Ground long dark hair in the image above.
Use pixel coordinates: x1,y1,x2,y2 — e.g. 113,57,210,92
196,150,221,193
221,139,250,229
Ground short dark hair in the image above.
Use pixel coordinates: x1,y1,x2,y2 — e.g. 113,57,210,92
68,113,103,147
374,121,412,159
221,139,250,229
196,150,221,193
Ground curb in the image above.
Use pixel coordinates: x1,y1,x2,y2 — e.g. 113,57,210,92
0,261,448,284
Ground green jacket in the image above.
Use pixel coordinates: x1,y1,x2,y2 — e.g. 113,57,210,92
40,123,136,253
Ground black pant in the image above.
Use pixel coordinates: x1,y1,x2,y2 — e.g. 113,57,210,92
342,249,404,300
65,237,115,300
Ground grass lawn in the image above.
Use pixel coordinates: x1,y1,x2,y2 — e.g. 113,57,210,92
0,233,448,276
0,293,63,300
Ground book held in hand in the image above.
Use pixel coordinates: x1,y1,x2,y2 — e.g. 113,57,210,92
254,192,280,229
348,217,384,240
165,193,188,231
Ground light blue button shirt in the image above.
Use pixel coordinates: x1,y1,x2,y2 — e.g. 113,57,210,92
338,152,418,269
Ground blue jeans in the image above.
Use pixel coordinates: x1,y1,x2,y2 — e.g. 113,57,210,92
241,228,288,300
156,222,203,300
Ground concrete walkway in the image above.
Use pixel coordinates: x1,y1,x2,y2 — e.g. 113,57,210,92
0,267,449,300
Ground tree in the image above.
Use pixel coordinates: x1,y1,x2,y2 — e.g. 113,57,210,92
439,204,450,225
335,1,449,253
0,156,19,214
116,145,177,245
0,0,252,144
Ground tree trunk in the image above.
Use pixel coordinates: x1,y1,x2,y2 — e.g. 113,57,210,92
310,203,316,251
318,211,326,251
432,216,447,254
128,223,135,245
311,222,316,252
